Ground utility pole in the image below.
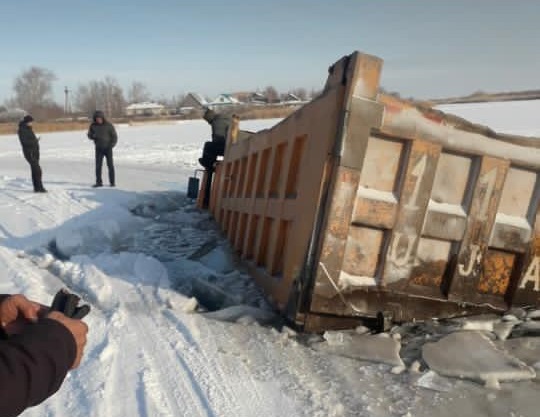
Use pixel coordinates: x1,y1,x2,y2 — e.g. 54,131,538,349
64,86,71,115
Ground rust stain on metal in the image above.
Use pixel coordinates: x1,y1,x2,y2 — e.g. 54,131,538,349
410,260,447,287
478,250,514,295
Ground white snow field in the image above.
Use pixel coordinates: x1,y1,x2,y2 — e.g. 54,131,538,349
0,107,538,417
436,99,540,137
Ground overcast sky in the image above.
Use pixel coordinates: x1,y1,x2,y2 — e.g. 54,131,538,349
0,0,538,102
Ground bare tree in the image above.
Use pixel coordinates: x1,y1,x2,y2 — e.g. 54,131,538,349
127,81,151,104
264,85,280,103
75,77,126,117
291,87,308,101
12,66,58,117
75,81,101,116
309,88,322,100
102,77,125,117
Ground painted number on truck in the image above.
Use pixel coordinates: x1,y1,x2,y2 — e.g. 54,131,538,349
404,154,427,211
519,256,540,291
458,244,481,277
478,168,497,221
388,232,417,267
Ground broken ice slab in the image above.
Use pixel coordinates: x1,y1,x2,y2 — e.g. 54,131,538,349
451,314,501,332
203,304,277,325
511,320,540,337
423,331,536,387
197,246,236,274
191,276,243,311
415,370,455,393
526,310,540,320
493,321,517,341
503,338,540,366
313,331,405,367
448,314,517,340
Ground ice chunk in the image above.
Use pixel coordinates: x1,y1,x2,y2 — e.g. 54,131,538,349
526,309,540,320
191,276,243,310
203,305,277,325
493,321,516,340
182,297,199,313
423,331,536,386
355,325,371,335
457,314,501,332
415,370,455,392
506,307,527,320
409,360,422,374
503,338,540,365
502,314,521,323
323,331,352,346
196,246,236,274
512,320,540,337
54,213,143,258
314,332,405,367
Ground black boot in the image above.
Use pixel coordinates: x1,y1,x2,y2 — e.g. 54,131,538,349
198,158,214,171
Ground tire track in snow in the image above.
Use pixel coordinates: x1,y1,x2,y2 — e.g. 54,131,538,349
132,284,256,417
164,311,292,417
131,310,216,417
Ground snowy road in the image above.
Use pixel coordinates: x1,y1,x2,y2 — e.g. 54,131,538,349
1,114,539,417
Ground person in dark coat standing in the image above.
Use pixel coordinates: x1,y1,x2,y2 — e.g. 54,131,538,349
198,108,231,171
17,115,46,193
87,110,118,187
0,294,88,417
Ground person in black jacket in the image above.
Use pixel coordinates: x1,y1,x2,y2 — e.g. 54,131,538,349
198,108,231,171
0,294,88,417
87,110,118,187
17,115,46,193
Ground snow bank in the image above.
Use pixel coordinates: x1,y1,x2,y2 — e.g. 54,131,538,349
54,212,145,258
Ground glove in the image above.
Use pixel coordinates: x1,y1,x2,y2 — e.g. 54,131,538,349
50,289,91,319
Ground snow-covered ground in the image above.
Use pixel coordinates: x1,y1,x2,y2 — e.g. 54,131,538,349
436,99,540,137
0,110,538,417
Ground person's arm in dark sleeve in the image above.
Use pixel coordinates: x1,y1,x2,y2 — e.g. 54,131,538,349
87,125,95,140
110,124,118,148
0,319,76,417
0,295,9,340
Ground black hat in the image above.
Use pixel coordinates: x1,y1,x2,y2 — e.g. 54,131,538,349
93,110,105,121
22,115,34,124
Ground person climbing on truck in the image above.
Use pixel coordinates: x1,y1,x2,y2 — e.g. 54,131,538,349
198,108,231,171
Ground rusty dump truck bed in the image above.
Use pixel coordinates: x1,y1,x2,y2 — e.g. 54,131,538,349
199,51,540,331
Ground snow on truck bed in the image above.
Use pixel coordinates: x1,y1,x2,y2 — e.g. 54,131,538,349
0,107,539,417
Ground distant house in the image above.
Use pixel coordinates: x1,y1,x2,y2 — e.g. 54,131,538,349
181,93,208,109
231,92,251,104
207,94,241,109
177,93,208,114
249,92,268,105
125,102,165,117
281,93,303,104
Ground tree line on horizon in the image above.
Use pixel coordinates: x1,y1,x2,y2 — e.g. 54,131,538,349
0,66,319,122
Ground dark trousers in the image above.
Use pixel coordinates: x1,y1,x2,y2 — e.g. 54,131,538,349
200,141,225,169
95,147,115,185
23,148,44,191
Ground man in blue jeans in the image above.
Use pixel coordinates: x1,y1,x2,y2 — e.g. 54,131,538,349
87,110,118,187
